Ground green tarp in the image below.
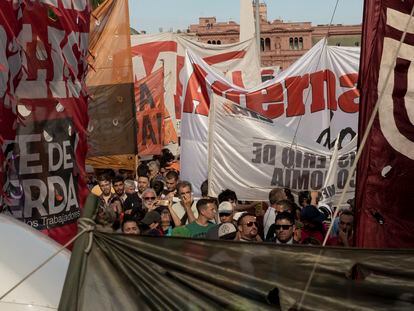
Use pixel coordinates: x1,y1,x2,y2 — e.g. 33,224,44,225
59,196,414,310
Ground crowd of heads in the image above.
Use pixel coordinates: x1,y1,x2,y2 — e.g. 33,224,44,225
88,149,354,246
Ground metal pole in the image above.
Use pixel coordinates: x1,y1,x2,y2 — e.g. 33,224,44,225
254,0,261,64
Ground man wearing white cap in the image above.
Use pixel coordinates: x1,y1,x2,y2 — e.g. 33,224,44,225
218,201,235,224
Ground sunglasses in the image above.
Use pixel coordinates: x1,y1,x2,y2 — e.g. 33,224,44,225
275,224,293,230
219,213,232,217
144,197,156,201
244,221,258,228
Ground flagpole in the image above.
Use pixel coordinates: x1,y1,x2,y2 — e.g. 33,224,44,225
254,0,261,64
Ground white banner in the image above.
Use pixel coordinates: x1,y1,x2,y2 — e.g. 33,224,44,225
131,33,261,153
208,95,357,202
181,40,360,196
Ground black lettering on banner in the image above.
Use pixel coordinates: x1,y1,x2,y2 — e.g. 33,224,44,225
295,150,303,167
292,169,310,189
349,171,355,188
139,82,155,110
284,169,292,188
316,155,326,169
271,168,284,186
252,143,262,163
310,171,324,189
250,142,355,193
338,151,355,168
9,118,80,230
263,144,276,165
337,169,356,189
321,184,336,199
303,152,316,168
142,114,158,145
337,169,348,189
230,103,249,116
282,148,294,168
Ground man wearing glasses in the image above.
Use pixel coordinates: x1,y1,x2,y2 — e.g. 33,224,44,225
236,213,262,242
272,212,297,244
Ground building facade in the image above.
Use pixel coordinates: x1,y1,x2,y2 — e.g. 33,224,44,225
188,3,361,70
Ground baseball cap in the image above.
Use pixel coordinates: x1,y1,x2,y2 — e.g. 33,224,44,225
206,223,237,240
218,201,234,215
141,211,161,226
300,205,325,223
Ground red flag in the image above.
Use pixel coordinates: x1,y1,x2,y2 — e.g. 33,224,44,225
356,0,414,248
0,1,90,247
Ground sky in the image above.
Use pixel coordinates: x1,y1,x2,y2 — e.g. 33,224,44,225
128,0,364,34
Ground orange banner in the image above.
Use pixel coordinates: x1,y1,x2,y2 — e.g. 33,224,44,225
135,68,166,156
86,0,136,170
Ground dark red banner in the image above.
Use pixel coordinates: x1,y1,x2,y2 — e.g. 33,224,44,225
356,0,414,248
0,1,90,246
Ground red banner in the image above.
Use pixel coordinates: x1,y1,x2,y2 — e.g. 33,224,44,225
135,68,167,156
356,0,414,248
0,1,90,246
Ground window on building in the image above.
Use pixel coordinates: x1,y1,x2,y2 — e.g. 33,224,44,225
265,38,271,51
207,40,211,44
217,40,221,45
289,37,294,50
212,40,216,44
294,37,299,50
299,37,303,50
260,38,265,52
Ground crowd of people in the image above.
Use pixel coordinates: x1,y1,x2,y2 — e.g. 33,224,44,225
88,149,355,247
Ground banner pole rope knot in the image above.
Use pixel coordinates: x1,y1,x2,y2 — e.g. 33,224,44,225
78,217,96,254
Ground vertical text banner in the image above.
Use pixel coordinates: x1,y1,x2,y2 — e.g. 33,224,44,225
135,68,165,156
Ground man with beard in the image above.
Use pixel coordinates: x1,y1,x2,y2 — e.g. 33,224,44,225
113,175,127,202
236,213,262,242
137,175,150,199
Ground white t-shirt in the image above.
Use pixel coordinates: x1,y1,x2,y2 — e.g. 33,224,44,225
263,207,276,238
171,200,198,224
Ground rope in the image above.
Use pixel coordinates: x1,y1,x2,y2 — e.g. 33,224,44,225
297,4,414,310
0,217,96,301
282,0,339,174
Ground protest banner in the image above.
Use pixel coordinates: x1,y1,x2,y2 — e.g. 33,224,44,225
0,0,90,245
131,33,261,154
135,68,165,156
181,40,360,196
86,0,136,170
208,95,356,202
356,0,414,248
